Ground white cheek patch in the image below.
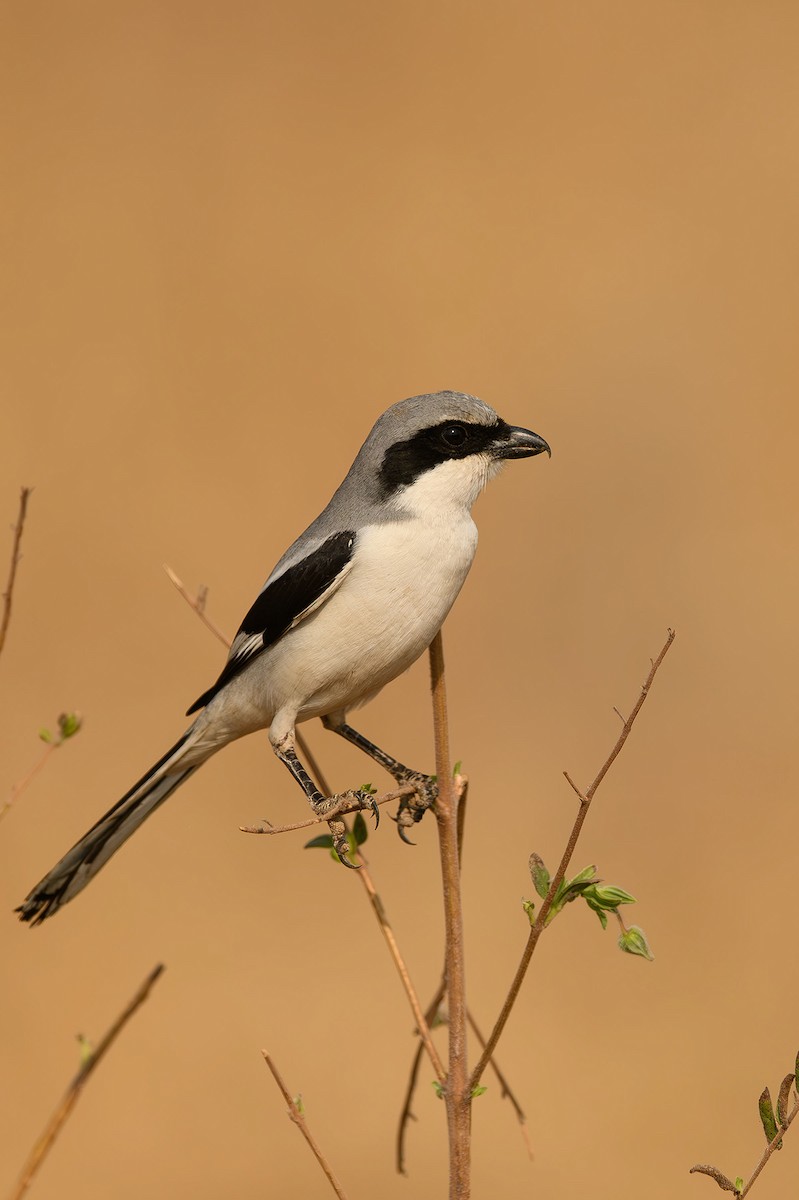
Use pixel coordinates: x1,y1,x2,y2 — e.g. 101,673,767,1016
395,454,496,515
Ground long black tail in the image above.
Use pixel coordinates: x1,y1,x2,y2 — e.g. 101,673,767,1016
17,730,204,925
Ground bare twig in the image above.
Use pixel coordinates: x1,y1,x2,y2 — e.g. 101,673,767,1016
0,487,32,662
163,563,230,647
429,632,471,1198
239,785,414,835
355,853,446,1081
0,744,57,825
396,980,447,1174
467,1010,533,1159
262,1052,349,1200
9,964,165,1200
470,629,675,1090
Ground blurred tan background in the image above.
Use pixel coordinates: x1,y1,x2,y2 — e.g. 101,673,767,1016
2,2,799,1197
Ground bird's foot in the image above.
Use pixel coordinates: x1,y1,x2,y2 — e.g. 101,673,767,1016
311,789,380,869
392,771,438,845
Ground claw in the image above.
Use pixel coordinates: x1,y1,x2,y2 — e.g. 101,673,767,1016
396,819,416,847
337,848,361,870
361,791,380,828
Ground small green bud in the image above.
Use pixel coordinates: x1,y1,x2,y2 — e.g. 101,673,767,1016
294,1095,305,1116
522,898,535,926
453,761,462,776
432,1081,445,1099
57,712,82,740
471,1085,488,1098
758,1087,780,1146
38,728,53,744
617,925,654,961
589,884,636,908
528,853,550,899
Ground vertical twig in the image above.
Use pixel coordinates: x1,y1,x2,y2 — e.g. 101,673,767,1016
262,1053,350,1200
429,632,471,1199
9,964,165,1200
0,487,32,662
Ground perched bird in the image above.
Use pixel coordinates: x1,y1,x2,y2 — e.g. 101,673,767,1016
17,391,549,924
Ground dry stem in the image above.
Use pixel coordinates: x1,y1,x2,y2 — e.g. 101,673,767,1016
470,629,675,1090
262,1053,349,1200
0,487,32,662
9,963,165,1200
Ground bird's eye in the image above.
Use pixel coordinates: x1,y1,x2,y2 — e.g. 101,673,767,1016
440,423,468,449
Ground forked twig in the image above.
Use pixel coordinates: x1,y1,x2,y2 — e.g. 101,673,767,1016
9,964,165,1200
0,487,32,662
262,1053,349,1200
470,629,676,1090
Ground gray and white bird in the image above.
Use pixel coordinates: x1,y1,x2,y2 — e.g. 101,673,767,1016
17,390,549,924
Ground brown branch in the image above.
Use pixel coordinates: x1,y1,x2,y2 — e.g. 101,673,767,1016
9,963,165,1200
467,1010,533,1159
0,744,57,825
163,563,230,648
239,785,414,835
470,629,675,1090
0,487,32,662
429,632,471,1198
354,855,446,1082
262,1052,349,1200
396,981,447,1174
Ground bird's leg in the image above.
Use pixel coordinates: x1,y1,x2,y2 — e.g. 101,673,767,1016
272,734,378,868
321,716,438,844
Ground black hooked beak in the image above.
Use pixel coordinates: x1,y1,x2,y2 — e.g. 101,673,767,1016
493,424,551,461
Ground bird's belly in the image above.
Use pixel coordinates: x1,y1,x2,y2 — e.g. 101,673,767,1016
254,515,478,725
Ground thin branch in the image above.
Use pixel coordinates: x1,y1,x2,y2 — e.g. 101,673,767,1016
396,981,447,1174
9,964,165,1200
429,631,471,1198
467,1010,533,1159
0,487,32,662
354,855,446,1081
0,744,57,825
239,785,414,835
262,1052,349,1200
163,563,231,648
470,629,675,1090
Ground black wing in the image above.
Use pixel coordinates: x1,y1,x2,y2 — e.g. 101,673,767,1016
186,529,356,714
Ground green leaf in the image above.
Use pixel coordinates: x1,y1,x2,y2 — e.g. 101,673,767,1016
57,712,82,740
304,835,335,850
586,884,636,908
432,1081,444,1099
617,925,654,961
735,1179,744,1192
568,864,599,888
777,1073,795,1125
453,761,462,776
38,728,53,744
353,812,369,845
471,1085,488,1098
593,908,608,930
294,1095,305,1116
528,853,550,900
758,1087,780,1146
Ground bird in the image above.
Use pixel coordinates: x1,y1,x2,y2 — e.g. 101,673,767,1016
17,390,549,924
